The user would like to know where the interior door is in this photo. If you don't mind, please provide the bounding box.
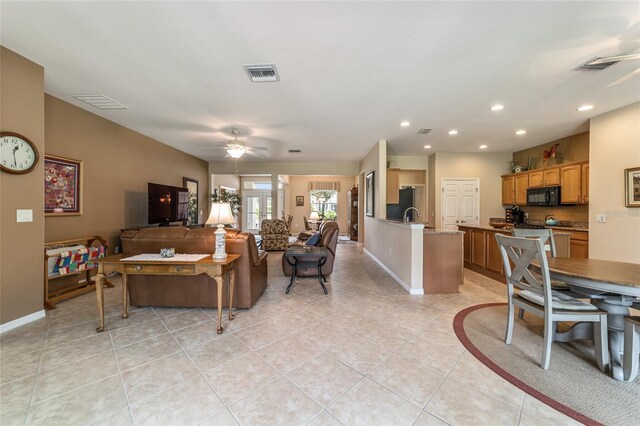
[243,192,272,233]
[441,179,479,230]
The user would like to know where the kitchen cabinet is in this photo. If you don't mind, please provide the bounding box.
[462,227,471,262]
[502,176,515,205]
[581,163,589,203]
[569,231,589,258]
[560,164,582,204]
[470,228,486,268]
[529,171,543,187]
[486,231,507,275]
[386,168,400,204]
[543,168,560,186]
[514,174,529,205]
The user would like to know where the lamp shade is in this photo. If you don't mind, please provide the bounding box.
[309,211,320,221]
[206,202,236,225]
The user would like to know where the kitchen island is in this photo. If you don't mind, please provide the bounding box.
[423,228,464,293]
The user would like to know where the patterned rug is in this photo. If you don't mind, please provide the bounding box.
[454,303,640,426]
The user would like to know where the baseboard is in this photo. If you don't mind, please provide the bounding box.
[364,248,424,295]
[0,309,46,334]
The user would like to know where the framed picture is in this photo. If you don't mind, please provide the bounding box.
[44,155,83,215]
[183,177,199,225]
[366,171,374,217]
[296,196,304,207]
[220,185,236,195]
[625,167,640,207]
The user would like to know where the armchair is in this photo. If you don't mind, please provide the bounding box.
[259,219,290,251]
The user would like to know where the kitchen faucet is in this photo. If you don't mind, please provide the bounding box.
[403,207,420,223]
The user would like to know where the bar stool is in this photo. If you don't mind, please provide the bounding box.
[624,316,639,382]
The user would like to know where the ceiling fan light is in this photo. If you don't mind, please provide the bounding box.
[227,147,246,158]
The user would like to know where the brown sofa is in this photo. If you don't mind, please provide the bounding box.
[120,227,267,309]
[282,221,339,277]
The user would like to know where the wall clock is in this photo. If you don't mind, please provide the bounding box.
[0,132,39,174]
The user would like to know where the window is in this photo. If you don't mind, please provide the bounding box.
[310,190,337,220]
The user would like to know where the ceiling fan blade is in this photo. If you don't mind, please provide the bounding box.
[606,67,640,87]
[590,53,640,65]
[250,146,269,151]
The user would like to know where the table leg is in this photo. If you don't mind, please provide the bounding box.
[215,274,224,334]
[593,298,632,381]
[95,267,106,332]
[121,273,129,319]
[228,266,235,321]
[285,256,297,294]
[317,262,328,295]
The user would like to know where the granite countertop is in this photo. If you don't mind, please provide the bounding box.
[458,223,576,234]
[424,229,464,235]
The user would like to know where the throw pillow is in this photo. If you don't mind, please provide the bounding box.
[305,232,321,246]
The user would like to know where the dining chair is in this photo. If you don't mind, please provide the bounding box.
[495,234,609,371]
[303,216,312,231]
[624,316,639,382]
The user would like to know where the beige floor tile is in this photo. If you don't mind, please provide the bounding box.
[0,332,46,360]
[115,333,181,371]
[287,352,363,407]
[307,410,345,426]
[1,409,28,426]
[325,334,392,374]
[448,352,525,408]
[426,377,521,426]
[0,350,42,385]
[256,334,321,373]
[328,377,421,425]
[198,408,239,425]
[26,375,127,426]
[229,377,322,425]
[121,351,199,403]
[45,320,98,344]
[355,319,415,349]
[106,308,158,330]
[520,395,583,426]
[89,408,134,426]
[368,353,447,407]
[295,322,355,351]
[40,332,113,371]
[131,375,225,425]
[186,333,251,372]
[172,319,222,348]
[32,350,119,404]
[161,308,212,331]
[269,309,319,332]
[232,318,293,350]
[203,352,280,405]
[518,412,554,426]
[395,335,465,373]
[0,374,36,417]
[413,411,450,426]
[109,319,168,348]
[152,306,196,317]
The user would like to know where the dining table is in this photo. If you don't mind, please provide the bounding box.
[536,257,640,381]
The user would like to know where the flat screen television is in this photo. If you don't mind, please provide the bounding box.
[148,182,189,225]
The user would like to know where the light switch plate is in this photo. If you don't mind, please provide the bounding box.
[17,209,33,223]
[596,214,606,223]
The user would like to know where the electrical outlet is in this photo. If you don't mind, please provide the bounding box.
[16,209,33,223]
[524,213,529,219]
[596,214,606,223]
[114,246,121,254]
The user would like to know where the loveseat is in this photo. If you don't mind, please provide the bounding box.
[282,221,339,277]
[120,226,267,308]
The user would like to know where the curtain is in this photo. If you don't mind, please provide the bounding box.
[308,181,340,192]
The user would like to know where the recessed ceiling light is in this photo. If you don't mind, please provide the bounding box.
[448,130,458,135]
[424,145,432,149]
[490,104,504,111]
[400,121,411,127]
[577,105,594,112]
[515,130,526,135]
[479,145,488,149]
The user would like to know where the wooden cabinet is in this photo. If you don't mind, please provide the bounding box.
[569,231,589,258]
[514,174,529,205]
[470,228,486,268]
[462,227,471,262]
[347,186,358,241]
[581,163,589,203]
[560,164,582,204]
[486,231,505,275]
[543,168,560,186]
[502,176,515,205]
[386,168,400,204]
[529,171,543,187]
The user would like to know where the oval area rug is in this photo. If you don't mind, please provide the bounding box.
[454,303,640,426]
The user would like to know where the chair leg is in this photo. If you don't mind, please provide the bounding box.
[505,299,515,345]
[593,317,610,373]
[541,316,553,370]
[624,320,639,382]
[518,308,525,320]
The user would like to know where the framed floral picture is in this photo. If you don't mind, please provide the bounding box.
[44,155,83,215]
[183,177,199,225]
[625,167,640,208]
[296,196,304,206]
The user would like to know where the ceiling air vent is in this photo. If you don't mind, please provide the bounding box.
[288,149,301,153]
[417,128,432,135]
[243,64,280,82]
[72,94,127,110]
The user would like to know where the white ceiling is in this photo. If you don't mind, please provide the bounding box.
[2,1,639,162]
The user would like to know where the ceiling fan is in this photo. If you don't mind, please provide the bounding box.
[574,53,640,87]
[200,129,269,159]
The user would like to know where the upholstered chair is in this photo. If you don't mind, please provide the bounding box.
[259,219,290,251]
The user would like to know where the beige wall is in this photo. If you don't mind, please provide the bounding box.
[388,155,429,170]
[0,48,45,325]
[359,140,387,250]
[589,102,640,263]
[512,132,589,169]
[44,95,210,251]
[287,175,357,235]
[433,152,512,228]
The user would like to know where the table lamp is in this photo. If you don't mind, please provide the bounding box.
[309,211,320,221]
[206,202,235,259]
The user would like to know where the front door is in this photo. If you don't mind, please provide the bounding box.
[441,179,479,230]
[243,191,272,233]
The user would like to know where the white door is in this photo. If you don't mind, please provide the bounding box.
[441,179,479,230]
[243,191,272,233]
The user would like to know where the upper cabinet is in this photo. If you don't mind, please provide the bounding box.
[386,168,400,204]
[501,160,588,205]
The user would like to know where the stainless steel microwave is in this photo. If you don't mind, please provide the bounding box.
[527,186,561,206]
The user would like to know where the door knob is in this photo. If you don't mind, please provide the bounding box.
[456,220,460,223]
[461,220,466,223]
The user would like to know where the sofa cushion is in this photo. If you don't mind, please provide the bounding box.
[305,232,321,246]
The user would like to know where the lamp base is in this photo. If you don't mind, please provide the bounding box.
[214,224,227,260]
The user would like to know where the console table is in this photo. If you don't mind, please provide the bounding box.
[95,253,239,334]
[283,246,328,294]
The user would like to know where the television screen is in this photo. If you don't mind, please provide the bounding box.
[148,182,188,225]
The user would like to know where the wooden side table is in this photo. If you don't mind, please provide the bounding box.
[95,253,239,334]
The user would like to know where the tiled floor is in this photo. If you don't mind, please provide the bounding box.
[0,243,581,425]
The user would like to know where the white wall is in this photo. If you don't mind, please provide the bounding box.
[589,102,640,263]
[388,155,429,170]
[432,152,512,228]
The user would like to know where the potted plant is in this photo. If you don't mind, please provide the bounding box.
[211,189,242,220]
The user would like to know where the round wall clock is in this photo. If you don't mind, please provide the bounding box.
[0,132,39,174]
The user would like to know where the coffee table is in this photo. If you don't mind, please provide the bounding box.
[283,246,329,294]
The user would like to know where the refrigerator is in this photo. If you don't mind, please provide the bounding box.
[386,188,415,221]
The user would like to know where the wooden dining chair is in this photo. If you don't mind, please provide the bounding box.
[495,234,609,371]
[624,316,639,382]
